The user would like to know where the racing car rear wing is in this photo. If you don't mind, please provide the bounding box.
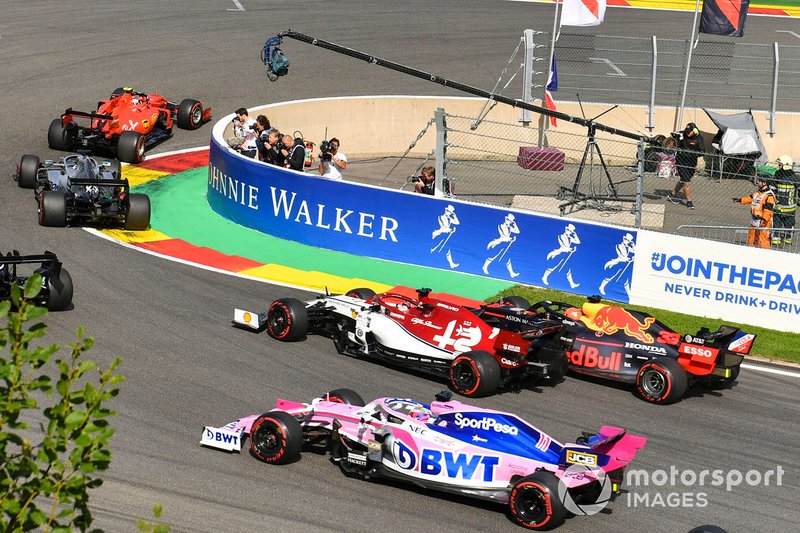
[68,178,129,188]
[62,108,114,122]
[0,251,63,274]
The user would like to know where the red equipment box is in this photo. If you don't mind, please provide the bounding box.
[517,146,565,171]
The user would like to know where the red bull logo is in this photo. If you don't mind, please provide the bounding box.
[585,306,655,344]
[568,344,622,371]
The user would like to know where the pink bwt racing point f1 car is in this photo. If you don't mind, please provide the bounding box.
[201,390,646,530]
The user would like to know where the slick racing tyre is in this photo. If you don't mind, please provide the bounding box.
[41,267,73,311]
[266,298,308,341]
[125,193,151,230]
[117,131,145,164]
[38,191,67,227]
[17,154,40,189]
[345,287,375,300]
[48,119,75,152]
[501,295,531,309]
[635,357,688,404]
[177,98,204,130]
[509,471,567,530]
[450,350,501,398]
[323,388,365,406]
[249,411,302,465]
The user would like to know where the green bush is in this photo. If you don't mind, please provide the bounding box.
[0,274,124,531]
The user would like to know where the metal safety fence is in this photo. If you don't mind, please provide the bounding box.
[432,111,798,253]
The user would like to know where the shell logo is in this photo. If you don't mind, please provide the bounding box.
[243,312,252,324]
[142,119,150,131]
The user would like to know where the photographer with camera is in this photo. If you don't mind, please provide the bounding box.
[412,166,436,195]
[280,135,305,171]
[227,108,258,158]
[318,138,347,181]
[253,115,274,161]
[667,122,705,210]
[259,129,286,167]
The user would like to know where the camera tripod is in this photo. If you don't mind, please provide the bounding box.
[557,123,635,216]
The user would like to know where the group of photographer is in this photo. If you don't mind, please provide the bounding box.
[227,108,305,171]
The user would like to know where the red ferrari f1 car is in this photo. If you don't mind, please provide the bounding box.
[48,87,211,163]
[234,287,568,398]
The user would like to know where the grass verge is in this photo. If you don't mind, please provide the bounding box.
[490,286,800,365]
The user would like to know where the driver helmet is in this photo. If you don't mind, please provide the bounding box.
[409,406,432,422]
[777,155,793,171]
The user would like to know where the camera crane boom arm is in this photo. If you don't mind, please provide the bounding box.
[272,30,653,144]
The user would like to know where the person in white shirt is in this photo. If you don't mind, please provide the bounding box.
[228,108,258,158]
[318,137,347,180]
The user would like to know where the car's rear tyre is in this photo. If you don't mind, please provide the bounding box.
[48,118,74,152]
[345,288,375,300]
[706,365,740,390]
[125,193,151,230]
[509,471,568,530]
[42,268,73,311]
[249,410,302,465]
[18,155,40,189]
[38,191,67,227]
[323,389,365,406]
[450,350,501,398]
[117,131,145,163]
[177,98,204,130]
[266,298,308,341]
[635,357,688,404]
[501,295,531,309]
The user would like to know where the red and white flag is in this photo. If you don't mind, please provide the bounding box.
[561,0,607,27]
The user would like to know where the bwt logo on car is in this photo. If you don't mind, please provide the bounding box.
[205,428,239,446]
[453,413,519,435]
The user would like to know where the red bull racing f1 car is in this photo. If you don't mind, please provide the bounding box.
[525,297,754,404]
[233,287,568,398]
[48,87,211,163]
[201,389,647,530]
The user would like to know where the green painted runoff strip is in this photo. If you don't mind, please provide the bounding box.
[134,168,513,299]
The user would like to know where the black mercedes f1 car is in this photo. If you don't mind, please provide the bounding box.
[16,152,150,229]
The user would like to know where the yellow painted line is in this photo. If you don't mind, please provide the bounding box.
[240,264,393,295]
[100,228,172,243]
[122,166,169,187]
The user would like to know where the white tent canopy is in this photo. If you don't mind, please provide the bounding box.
[703,108,768,165]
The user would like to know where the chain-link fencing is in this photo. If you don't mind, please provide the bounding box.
[435,111,798,254]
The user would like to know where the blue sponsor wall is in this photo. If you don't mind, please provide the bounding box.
[208,138,638,302]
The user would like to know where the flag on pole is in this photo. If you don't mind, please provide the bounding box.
[560,0,607,27]
[700,0,750,38]
[545,55,558,127]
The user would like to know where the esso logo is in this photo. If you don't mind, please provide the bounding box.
[679,344,717,359]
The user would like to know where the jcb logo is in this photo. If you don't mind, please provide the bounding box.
[566,450,598,466]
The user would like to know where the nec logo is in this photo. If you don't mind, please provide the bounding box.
[566,450,598,466]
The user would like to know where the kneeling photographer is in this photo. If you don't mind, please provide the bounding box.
[318,137,347,181]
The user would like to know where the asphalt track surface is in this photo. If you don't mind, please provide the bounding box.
[1,2,799,532]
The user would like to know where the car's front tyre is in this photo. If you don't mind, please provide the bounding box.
[249,411,302,465]
[266,298,309,341]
